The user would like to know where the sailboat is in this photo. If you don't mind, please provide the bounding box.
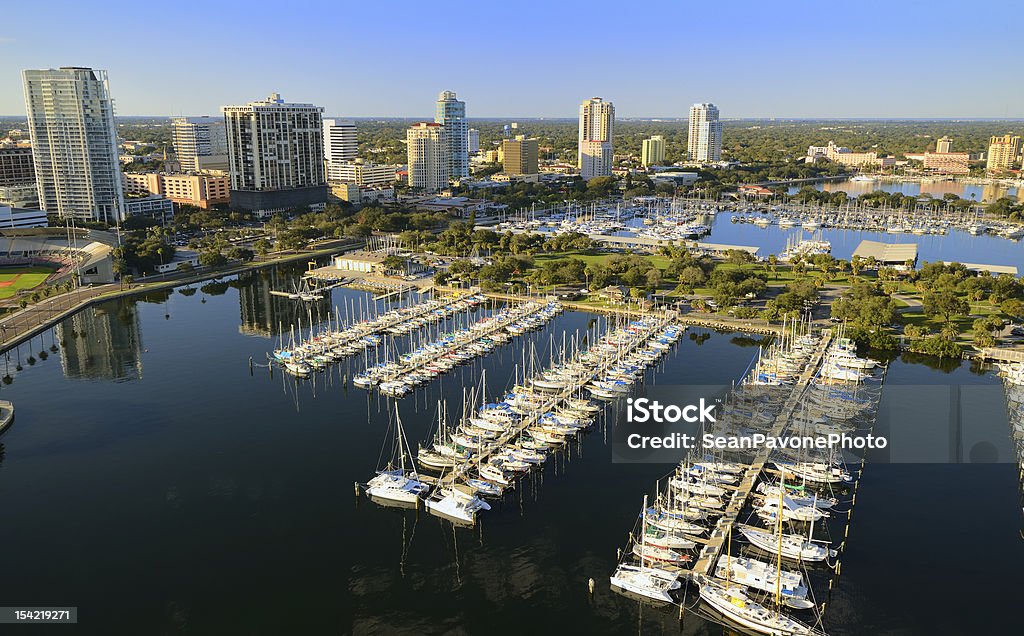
[610,495,682,605]
[364,404,431,506]
[698,481,825,635]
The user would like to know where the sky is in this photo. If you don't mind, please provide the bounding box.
[1,0,1022,119]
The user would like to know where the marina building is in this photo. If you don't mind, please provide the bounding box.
[435,91,469,180]
[171,117,229,172]
[406,123,448,192]
[987,134,1020,173]
[22,67,125,222]
[578,97,615,179]
[222,93,327,215]
[852,240,918,269]
[688,103,722,162]
[323,119,359,181]
[502,136,539,175]
[641,135,666,167]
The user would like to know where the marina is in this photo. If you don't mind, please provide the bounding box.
[611,323,887,635]
[0,266,1020,634]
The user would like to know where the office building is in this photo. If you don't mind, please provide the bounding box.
[435,91,468,180]
[502,136,539,175]
[330,159,400,186]
[323,119,358,181]
[222,93,327,215]
[171,116,228,172]
[22,67,124,222]
[124,194,174,220]
[468,129,480,154]
[936,136,953,153]
[0,147,35,185]
[641,135,666,167]
[578,97,614,179]
[987,134,1021,172]
[122,172,230,209]
[688,103,722,162]
[406,122,448,192]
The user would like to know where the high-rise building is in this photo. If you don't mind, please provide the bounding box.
[323,119,358,181]
[502,136,539,175]
[578,97,614,179]
[406,122,448,192]
[641,135,666,167]
[987,134,1021,172]
[22,67,124,222]
[171,116,228,172]
[935,136,953,153]
[435,91,468,180]
[467,129,480,154]
[688,103,722,162]
[0,147,36,186]
[222,93,327,214]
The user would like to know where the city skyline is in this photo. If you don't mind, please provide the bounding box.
[2,1,1022,119]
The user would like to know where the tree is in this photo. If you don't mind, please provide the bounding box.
[922,289,969,324]
[254,238,271,258]
[198,251,228,268]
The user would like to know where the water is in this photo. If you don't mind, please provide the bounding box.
[0,266,1019,634]
[704,213,1024,271]
[786,178,1021,203]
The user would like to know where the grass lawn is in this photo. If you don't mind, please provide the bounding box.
[531,250,673,271]
[0,266,55,299]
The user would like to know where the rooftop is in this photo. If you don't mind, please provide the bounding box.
[852,240,918,264]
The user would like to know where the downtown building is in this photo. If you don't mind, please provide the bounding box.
[329,159,401,186]
[578,97,614,179]
[171,116,229,172]
[922,136,969,175]
[122,172,231,209]
[641,135,666,167]
[323,119,358,181]
[987,134,1021,173]
[688,103,722,162]
[222,93,327,215]
[435,91,469,180]
[22,67,125,222]
[406,122,448,192]
[502,136,539,175]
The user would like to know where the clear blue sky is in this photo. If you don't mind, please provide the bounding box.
[2,0,1021,119]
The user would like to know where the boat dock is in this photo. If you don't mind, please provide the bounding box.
[690,330,834,577]
[432,312,678,494]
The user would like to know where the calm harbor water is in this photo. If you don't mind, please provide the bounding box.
[704,213,1024,271]
[0,266,1019,634]
[786,178,1021,203]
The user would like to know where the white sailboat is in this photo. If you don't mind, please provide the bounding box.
[365,405,431,506]
[610,495,682,605]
